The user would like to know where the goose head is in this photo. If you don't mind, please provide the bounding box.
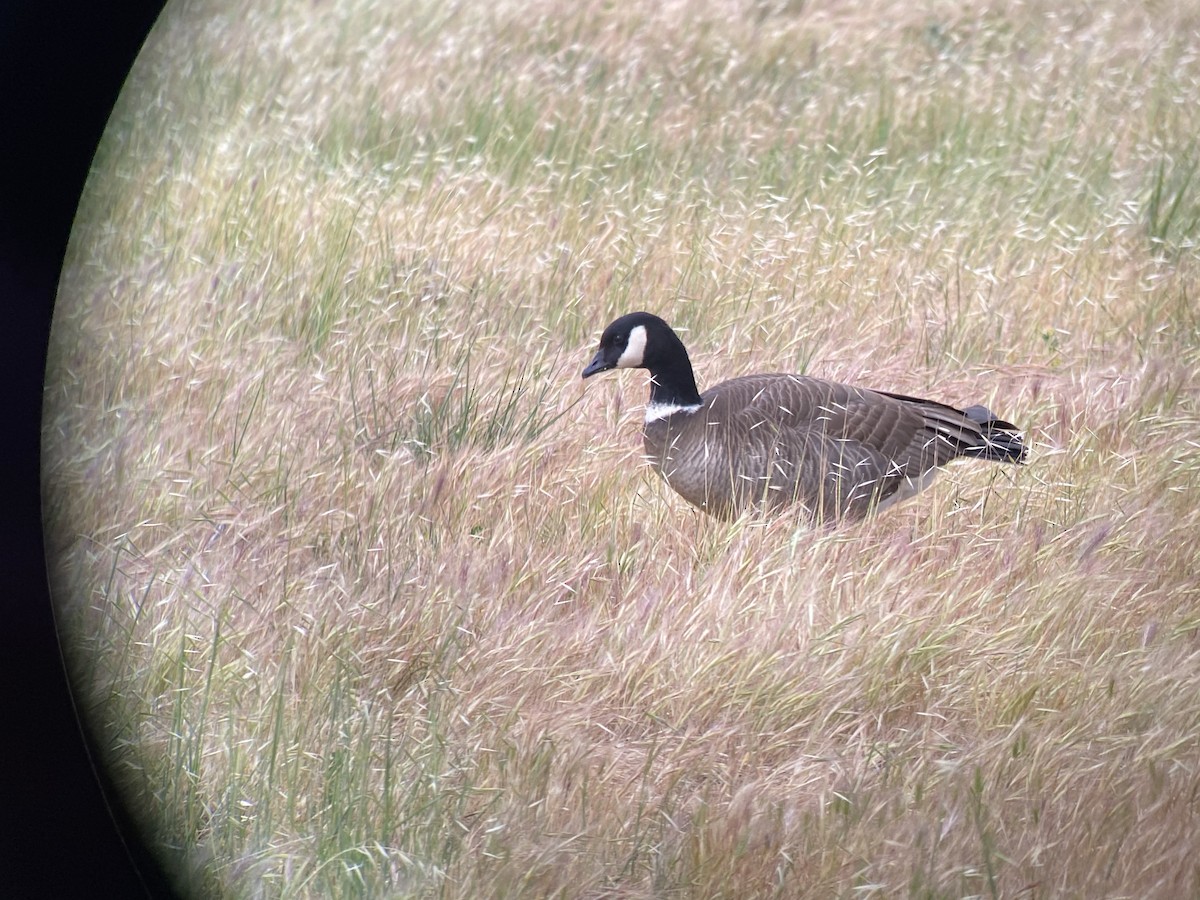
[581,311,668,377]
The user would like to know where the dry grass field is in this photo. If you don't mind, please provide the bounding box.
[43,0,1200,896]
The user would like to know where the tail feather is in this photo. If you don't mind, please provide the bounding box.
[961,404,1027,464]
[878,391,1028,466]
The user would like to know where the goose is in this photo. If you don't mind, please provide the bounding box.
[581,311,1026,522]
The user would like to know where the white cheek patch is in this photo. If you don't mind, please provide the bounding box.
[616,324,647,368]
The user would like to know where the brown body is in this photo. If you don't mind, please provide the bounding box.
[644,373,1009,521]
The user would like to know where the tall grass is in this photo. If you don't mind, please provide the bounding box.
[44,0,1200,896]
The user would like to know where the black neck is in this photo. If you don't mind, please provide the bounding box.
[647,331,703,407]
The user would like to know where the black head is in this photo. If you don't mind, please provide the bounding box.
[581,311,674,378]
